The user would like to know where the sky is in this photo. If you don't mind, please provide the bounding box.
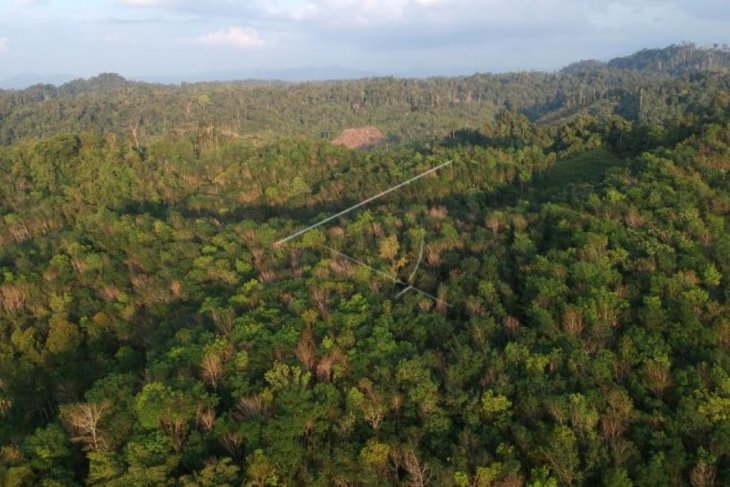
[0,0,728,80]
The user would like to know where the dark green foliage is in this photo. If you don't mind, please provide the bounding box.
[0,51,729,486]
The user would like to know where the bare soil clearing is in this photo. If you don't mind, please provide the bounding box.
[332,126,385,149]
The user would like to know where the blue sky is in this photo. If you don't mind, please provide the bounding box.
[0,0,728,79]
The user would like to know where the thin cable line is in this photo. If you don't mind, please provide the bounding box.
[323,245,450,308]
[323,245,400,284]
[407,234,425,284]
[395,286,413,298]
[398,284,450,307]
[274,160,453,246]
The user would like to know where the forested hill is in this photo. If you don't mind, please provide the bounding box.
[607,43,730,75]
[0,44,730,486]
[0,44,728,146]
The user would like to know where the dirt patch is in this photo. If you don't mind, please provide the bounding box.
[332,126,385,150]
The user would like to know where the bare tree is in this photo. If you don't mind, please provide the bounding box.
[129,115,143,147]
[401,448,431,487]
[690,461,717,487]
[61,401,110,451]
[0,379,13,417]
[161,416,187,452]
[295,330,317,370]
[311,287,329,319]
[563,309,584,336]
[644,359,671,397]
[195,405,216,432]
[220,430,244,462]
[201,351,224,390]
[0,283,29,314]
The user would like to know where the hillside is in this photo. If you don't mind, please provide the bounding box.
[563,43,730,75]
[0,44,729,486]
[0,45,727,146]
[608,43,730,74]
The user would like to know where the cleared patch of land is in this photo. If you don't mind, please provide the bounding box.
[332,126,385,149]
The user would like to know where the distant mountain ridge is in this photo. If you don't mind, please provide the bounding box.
[0,65,482,90]
[136,66,377,85]
[0,67,381,91]
[4,44,727,91]
[0,73,76,90]
[0,67,373,91]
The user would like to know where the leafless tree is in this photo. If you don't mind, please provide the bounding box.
[201,351,224,390]
[295,330,317,370]
[690,461,717,487]
[61,402,110,451]
[195,405,216,432]
[401,448,431,487]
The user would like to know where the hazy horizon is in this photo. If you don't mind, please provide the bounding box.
[1,42,726,90]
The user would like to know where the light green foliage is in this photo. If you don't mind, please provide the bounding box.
[474,464,503,487]
[359,440,391,478]
[702,264,722,287]
[0,54,729,486]
[135,383,195,430]
[301,228,326,248]
[21,424,73,483]
[183,458,240,487]
[288,176,311,199]
[698,377,730,423]
[604,468,634,487]
[86,451,124,485]
[568,394,599,436]
[528,467,559,487]
[379,234,400,260]
[245,450,279,487]
[264,362,311,391]
[45,316,82,355]
[481,390,512,424]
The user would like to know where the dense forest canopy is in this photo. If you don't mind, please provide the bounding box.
[605,43,730,75]
[0,44,729,486]
[0,44,728,147]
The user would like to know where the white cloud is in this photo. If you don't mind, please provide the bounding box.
[120,0,172,7]
[3,0,728,76]
[0,37,9,52]
[195,26,265,49]
[270,0,707,49]
[113,0,730,31]
[276,0,681,28]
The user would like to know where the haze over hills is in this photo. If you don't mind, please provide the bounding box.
[0,66,480,90]
[132,66,378,86]
[3,43,727,91]
[0,73,77,90]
